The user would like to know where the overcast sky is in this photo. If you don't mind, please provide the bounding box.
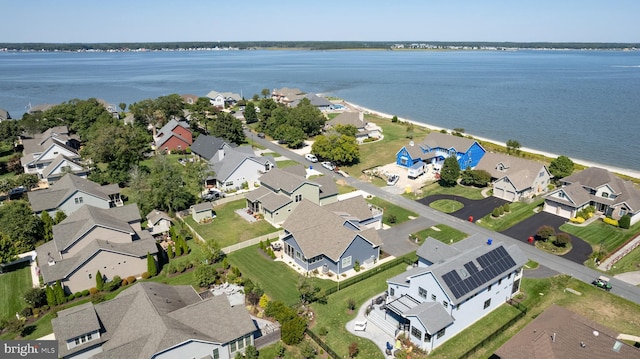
[3,0,639,43]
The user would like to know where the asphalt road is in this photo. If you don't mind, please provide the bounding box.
[246,130,640,305]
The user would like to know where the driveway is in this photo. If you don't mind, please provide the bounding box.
[378,217,437,257]
[417,194,508,221]
[500,212,592,265]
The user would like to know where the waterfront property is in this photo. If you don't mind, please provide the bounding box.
[379,234,526,353]
[35,204,158,293]
[280,198,382,275]
[52,282,257,359]
[27,173,123,216]
[395,131,486,172]
[543,167,640,225]
[206,90,241,109]
[325,111,382,143]
[475,152,551,202]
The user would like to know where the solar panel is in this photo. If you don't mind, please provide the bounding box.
[442,245,518,299]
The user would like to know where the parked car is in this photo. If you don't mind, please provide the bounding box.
[321,161,335,171]
[386,174,399,186]
[202,189,225,201]
[257,132,265,139]
[305,153,318,163]
[592,276,612,291]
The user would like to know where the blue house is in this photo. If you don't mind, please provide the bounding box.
[280,198,382,275]
[396,132,486,170]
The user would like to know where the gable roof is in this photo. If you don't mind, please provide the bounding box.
[494,304,639,359]
[327,112,365,129]
[40,154,86,178]
[190,135,228,161]
[155,119,191,147]
[404,301,455,333]
[27,173,120,213]
[259,167,319,194]
[421,131,479,153]
[209,146,275,182]
[290,93,333,108]
[146,209,171,225]
[282,200,381,261]
[476,152,549,191]
[192,202,212,213]
[323,195,374,222]
[53,282,255,359]
[312,175,339,200]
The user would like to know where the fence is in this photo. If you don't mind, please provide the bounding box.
[603,233,640,270]
[459,301,528,359]
[305,329,340,359]
[221,231,285,254]
[254,324,281,349]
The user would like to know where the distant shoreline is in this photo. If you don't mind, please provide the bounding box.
[342,101,640,180]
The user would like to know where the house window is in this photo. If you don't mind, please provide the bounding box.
[411,326,422,340]
[389,288,395,297]
[225,181,233,186]
[342,256,352,268]
[488,284,492,291]
[436,327,446,339]
[295,194,303,202]
[498,278,502,285]
[87,333,92,340]
[212,348,219,359]
[418,287,427,299]
[75,338,80,345]
[88,273,92,279]
[230,341,237,353]
[431,294,436,301]
[296,251,301,259]
[539,171,545,177]
[442,301,448,308]
[602,192,609,198]
[74,197,83,204]
[424,332,432,342]
[400,157,408,166]
[238,337,245,350]
[484,299,491,309]
[620,208,627,216]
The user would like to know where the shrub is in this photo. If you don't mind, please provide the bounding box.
[317,326,329,336]
[391,115,398,123]
[347,298,356,311]
[536,225,555,241]
[167,244,175,258]
[619,214,631,229]
[141,271,151,279]
[570,217,585,223]
[492,208,500,217]
[23,287,47,308]
[281,316,307,345]
[74,292,83,299]
[127,276,136,284]
[96,270,104,291]
[554,232,571,247]
[259,293,270,308]
[386,214,397,224]
[121,279,128,286]
[195,265,218,288]
[89,287,99,295]
[82,289,90,296]
[603,217,619,227]
[353,261,361,272]
[498,206,505,216]
[349,342,359,358]
[20,307,33,318]
[300,340,317,359]
[503,203,510,212]
[104,276,122,291]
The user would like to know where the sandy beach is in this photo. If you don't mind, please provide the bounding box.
[343,101,640,180]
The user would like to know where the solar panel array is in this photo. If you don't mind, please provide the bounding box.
[441,246,516,299]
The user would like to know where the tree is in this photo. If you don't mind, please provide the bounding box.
[147,252,157,276]
[619,214,631,229]
[23,288,47,308]
[506,139,521,154]
[391,115,398,123]
[549,155,574,179]
[0,200,44,253]
[45,285,56,306]
[460,168,491,187]
[54,280,66,304]
[119,103,127,112]
[53,210,67,224]
[244,102,258,124]
[0,232,17,264]
[300,340,317,359]
[554,232,571,247]
[244,345,259,359]
[194,265,218,288]
[297,277,320,304]
[96,270,104,291]
[210,112,245,144]
[311,133,359,165]
[536,225,555,241]
[41,211,54,242]
[281,316,307,345]
[273,124,306,148]
[439,156,460,187]
[0,120,21,146]
[146,154,195,214]
[261,88,271,98]
[167,244,175,259]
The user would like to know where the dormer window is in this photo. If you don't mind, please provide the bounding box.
[602,192,609,198]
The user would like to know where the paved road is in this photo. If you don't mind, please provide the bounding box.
[246,131,640,305]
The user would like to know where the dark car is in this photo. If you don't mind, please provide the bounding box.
[257,132,265,139]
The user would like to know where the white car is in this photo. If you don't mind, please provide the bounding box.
[321,161,335,171]
[387,174,399,186]
[305,153,318,162]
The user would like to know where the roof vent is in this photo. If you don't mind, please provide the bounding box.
[593,330,599,337]
[409,141,414,147]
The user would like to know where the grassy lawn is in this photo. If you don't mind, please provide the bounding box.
[336,182,357,195]
[429,199,463,213]
[310,263,408,359]
[524,259,539,269]
[607,246,640,275]
[476,199,544,232]
[343,115,430,178]
[0,262,33,320]
[366,197,418,226]
[411,224,468,245]
[183,199,279,248]
[276,159,302,168]
[560,220,640,258]
[419,182,485,200]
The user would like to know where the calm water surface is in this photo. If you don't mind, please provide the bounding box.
[1,50,639,171]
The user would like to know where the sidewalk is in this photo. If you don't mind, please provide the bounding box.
[598,232,640,271]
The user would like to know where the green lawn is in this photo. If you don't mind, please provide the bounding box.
[366,197,418,226]
[419,182,485,200]
[343,115,430,177]
[183,199,279,248]
[276,159,302,168]
[560,220,640,256]
[429,199,463,213]
[0,262,33,320]
[607,246,640,275]
[411,224,468,245]
[310,263,408,359]
[476,199,544,232]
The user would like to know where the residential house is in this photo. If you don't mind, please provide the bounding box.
[190,134,231,162]
[322,195,384,230]
[20,126,85,183]
[281,199,382,275]
[146,209,172,236]
[154,118,192,153]
[290,93,333,111]
[191,202,214,222]
[543,167,640,224]
[27,103,55,114]
[396,132,486,171]
[51,282,257,359]
[380,234,526,353]
[0,108,10,121]
[27,173,123,216]
[97,99,119,119]
[494,304,639,358]
[271,87,304,105]
[325,111,382,143]
[245,166,338,226]
[475,152,551,202]
[206,90,241,109]
[208,146,276,191]
[35,204,158,293]
[181,94,199,106]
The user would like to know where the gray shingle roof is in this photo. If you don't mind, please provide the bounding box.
[154,119,191,148]
[561,167,640,212]
[327,112,365,129]
[259,167,319,194]
[312,175,339,200]
[27,173,120,213]
[53,282,256,359]
[290,93,333,108]
[209,146,275,182]
[190,135,227,161]
[52,302,101,341]
[146,209,171,226]
[323,196,374,222]
[421,131,479,153]
[404,301,454,333]
[475,152,549,191]
[416,237,461,264]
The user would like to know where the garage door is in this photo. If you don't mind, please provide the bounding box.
[494,188,504,199]
[505,191,516,202]
[544,202,572,218]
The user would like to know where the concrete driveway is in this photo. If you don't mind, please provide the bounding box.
[500,212,592,265]
[417,194,508,221]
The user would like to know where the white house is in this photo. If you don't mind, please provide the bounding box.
[381,234,527,353]
[20,126,85,183]
[208,146,276,191]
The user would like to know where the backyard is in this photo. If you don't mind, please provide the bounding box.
[0,261,32,320]
[183,198,279,248]
[415,182,485,200]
